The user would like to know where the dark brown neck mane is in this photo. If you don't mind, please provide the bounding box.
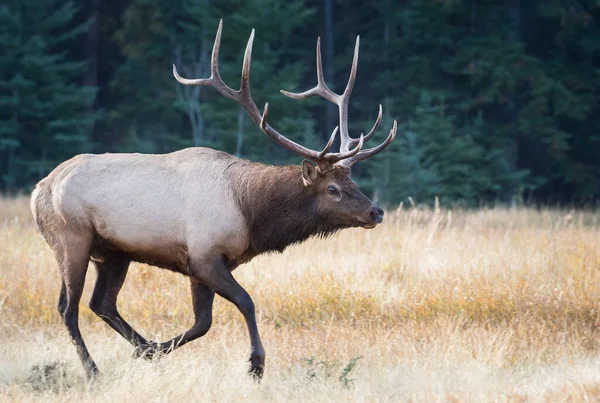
[232,162,346,254]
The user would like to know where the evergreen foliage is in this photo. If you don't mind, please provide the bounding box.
[0,0,598,205]
[0,1,96,191]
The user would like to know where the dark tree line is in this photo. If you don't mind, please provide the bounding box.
[1,0,599,206]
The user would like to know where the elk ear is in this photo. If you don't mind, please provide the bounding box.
[302,160,320,187]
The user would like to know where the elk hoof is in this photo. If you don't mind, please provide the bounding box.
[133,342,165,360]
[248,354,265,380]
[85,362,101,379]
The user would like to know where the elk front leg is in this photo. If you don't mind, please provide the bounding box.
[134,280,215,359]
[192,256,266,378]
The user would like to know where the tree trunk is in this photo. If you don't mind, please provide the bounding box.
[173,0,211,147]
[84,0,101,141]
[173,37,208,146]
[235,108,245,157]
[6,87,19,192]
[38,148,47,181]
[372,12,392,202]
[324,0,335,136]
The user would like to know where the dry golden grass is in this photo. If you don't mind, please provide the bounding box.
[0,196,599,401]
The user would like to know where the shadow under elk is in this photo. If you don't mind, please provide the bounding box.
[30,20,397,378]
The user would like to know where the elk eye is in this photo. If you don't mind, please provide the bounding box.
[327,186,338,195]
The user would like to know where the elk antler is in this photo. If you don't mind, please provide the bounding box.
[280,37,397,167]
[173,20,365,168]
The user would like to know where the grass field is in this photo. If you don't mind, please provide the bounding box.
[0,196,599,402]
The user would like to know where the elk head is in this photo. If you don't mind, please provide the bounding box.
[173,20,396,229]
[299,161,384,229]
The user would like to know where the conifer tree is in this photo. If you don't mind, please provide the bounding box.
[0,1,96,191]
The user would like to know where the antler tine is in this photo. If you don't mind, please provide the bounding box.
[173,20,221,85]
[315,37,327,89]
[211,19,223,79]
[340,120,397,167]
[280,37,338,104]
[318,126,339,159]
[338,35,360,153]
[260,103,327,161]
[240,29,255,96]
[349,104,382,146]
[260,102,365,165]
[173,19,238,100]
[343,36,360,97]
[329,134,364,163]
[173,64,211,86]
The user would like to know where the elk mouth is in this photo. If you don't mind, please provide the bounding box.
[355,218,378,229]
[356,206,384,229]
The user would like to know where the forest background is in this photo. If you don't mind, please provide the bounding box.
[1,0,599,206]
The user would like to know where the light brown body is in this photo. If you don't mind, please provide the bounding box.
[32,148,250,275]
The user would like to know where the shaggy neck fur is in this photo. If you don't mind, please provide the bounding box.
[232,162,346,254]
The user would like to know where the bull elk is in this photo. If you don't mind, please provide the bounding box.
[30,20,396,378]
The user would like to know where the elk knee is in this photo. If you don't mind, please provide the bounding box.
[89,295,102,315]
[57,297,67,317]
[194,314,213,337]
[62,307,78,328]
[236,294,255,318]
[89,296,115,317]
[57,283,67,316]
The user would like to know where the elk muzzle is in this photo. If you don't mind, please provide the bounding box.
[359,205,384,229]
[370,205,384,224]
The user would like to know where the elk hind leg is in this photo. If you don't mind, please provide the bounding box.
[57,280,67,317]
[89,252,149,348]
[56,232,98,377]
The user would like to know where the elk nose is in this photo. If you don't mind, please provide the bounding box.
[370,206,384,223]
